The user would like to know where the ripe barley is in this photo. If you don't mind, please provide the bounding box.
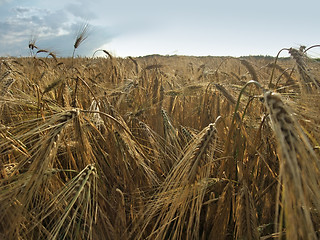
[0,78,15,96]
[214,83,236,105]
[240,59,259,82]
[289,47,320,92]
[263,91,320,240]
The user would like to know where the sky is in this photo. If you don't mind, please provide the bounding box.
[0,0,320,58]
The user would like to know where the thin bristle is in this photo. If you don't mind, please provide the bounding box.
[74,23,90,49]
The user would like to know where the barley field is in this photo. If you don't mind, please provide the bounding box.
[0,45,320,239]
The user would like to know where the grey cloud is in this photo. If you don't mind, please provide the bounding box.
[14,6,30,14]
[0,5,115,57]
[65,3,97,20]
[0,0,12,6]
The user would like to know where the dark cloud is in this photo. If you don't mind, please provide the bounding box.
[0,5,115,57]
[14,6,31,14]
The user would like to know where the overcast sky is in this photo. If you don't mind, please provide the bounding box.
[1,0,320,57]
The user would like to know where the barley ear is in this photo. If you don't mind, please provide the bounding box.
[240,59,259,82]
[209,182,234,240]
[72,23,90,58]
[289,47,320,92]
[235,183,260,240]
[263,91,319,240]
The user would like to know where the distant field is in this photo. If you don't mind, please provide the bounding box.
[0,49,320,239]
